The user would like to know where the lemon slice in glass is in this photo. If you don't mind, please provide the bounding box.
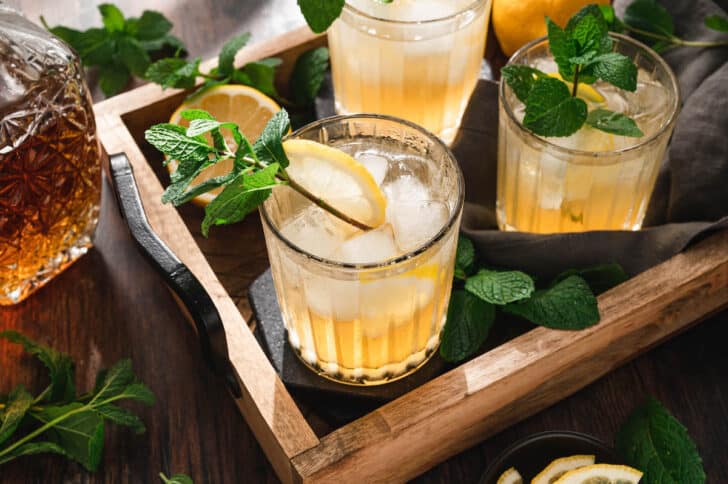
[547,73,606,104]
[554,464,643,484]
[282,139,387,229]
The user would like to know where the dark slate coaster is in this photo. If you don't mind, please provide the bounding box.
[249,269,449,403]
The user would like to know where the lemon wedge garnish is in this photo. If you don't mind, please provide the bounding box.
[532,455,595,484]
[553,464,643,484]
[167,84,282,206]
[497,467,524,484]
[282,139,387,229]
[548,73,606,104]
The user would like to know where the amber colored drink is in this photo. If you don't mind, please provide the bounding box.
[261,115,463,385]
[328,0,492,144]
[0,10,101,305]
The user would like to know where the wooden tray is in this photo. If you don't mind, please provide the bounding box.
[94,27,728,483]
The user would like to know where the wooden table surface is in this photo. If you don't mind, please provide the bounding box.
[2,1,727,483]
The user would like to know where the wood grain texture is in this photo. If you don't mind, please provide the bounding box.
[2,1,728,483]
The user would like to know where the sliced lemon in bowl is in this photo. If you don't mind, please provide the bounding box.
[532,454,595,484]
[497,467,524,484]
[553,464,643,484]
[282,139,388,229]
[167,84,282,206]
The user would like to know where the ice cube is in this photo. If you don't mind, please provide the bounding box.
[280,207,353,259]
[334,224,399,264]
[357,152,388,186]
[382,175,430,202]
[387,201,449,252]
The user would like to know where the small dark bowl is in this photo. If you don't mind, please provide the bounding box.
[480,431,621,484]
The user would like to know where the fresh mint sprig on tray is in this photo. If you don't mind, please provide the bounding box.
[0,331,154,470]
[42,4,186,97]
[617,398,706,483]
[440,236,627,363]
[297,0,393,34]
[145,109,372,236]
[501,5,643,139]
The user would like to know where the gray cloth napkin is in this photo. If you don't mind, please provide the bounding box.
[455,0,728,278]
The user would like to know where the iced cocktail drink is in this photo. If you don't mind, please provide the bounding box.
[261,115,463,385]
[497,34,680,233]
[328,0,491,144]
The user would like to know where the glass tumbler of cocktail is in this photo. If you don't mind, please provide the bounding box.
[328,0,492,144]
[261,115,464,385]
[497,34,680,233]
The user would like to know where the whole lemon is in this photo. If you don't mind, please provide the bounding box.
[492,0,612,57]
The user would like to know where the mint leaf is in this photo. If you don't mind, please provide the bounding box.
[160,473,195,484]
[455,236,475,279]
[586,109,643,137]
[504,275,600,330]
[523,77,587,137]
[145,124,213,162]
[202,163,280,236]
[253,110,291,167]
[117,37,151,77]
[99,4,125,32]
[624,0,674,38]
[145,58,201,89]
[617,398,706,484]
[705,15,728,32]
[0,442,69,466]
[553,263,628,295]
[567,6,610,56]
[99,63,131,97]
[94,404,145,434]
[588,53,638,92]
[547,18,578,80]
[0,387,33,445]
[298,0,345,33]
[440,290,495,363]
[598,5,624,32]
[32,404,105,471]
[500,65,549,103]
[291,47,330,106]
[232,58,281,98]
[133,10,173,40]
[465,269,535,305]
[218,32,251,77]
[0,331,75,402]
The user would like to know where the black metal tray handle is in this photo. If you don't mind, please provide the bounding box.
[108,153,241,398]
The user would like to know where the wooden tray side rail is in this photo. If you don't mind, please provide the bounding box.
[92,26,728,484]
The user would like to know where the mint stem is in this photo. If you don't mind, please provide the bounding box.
[572,65,581,98]
[622,24,728,48]
[277,169,373,231]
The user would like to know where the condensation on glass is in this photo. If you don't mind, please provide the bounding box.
[0,6,101,305]
[497,34,680,234]
[261,115,464,385]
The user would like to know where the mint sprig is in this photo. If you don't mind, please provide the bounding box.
[601,1,728,51]
[441,236,621,363]
[42,5,186,97]
[145,109,373,236]
[617,398,706,483]
[0,331,154,470]
[502,5,642,139]
[160,473,194,484]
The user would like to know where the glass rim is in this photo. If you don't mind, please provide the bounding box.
[500,32,682,159]
[260,113,465,271]
[341,0,486,27]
